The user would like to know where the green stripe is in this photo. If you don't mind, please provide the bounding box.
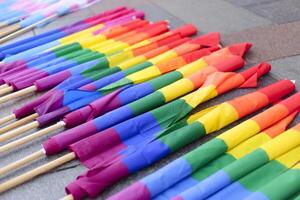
[129,91,166,116]
[184,138,228,172]
[151,99,192,129]
[159,122,206,152]
[292,193,300,200]
[62,49,92,60]
[192,154,235,181]
[81,57,110,79]
[53,43,82,57]
[257,169,300,200]
[149,71,183,90]
[122,61,153,76]
[224,148,269,181]
[100,78,132,92]
[74,52,104,64]
[89,67,121,81]
[239,160,287,192]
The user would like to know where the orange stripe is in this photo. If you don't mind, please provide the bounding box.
[228,92,269,118]
[252,104,290,130]
[188,66,218,88]
[173,43,201,55]
[156,57,187,73]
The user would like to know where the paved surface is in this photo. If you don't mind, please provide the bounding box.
[1,0,300,199]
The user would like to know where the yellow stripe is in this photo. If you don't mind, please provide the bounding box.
[89,39,117,51]
[218,119,261,150]
[181,85,217,108]
[198,102,239,134]
[177,58,208,77]
[228,133,271,159]
[107,51,134,67]
[60,24,104,44]
[118,55,147,70]
[275,145,300,168]
[102,43,130,55]
[125,39,151,50]
[187,105,219,124]
[96,41,129,53]
[127,66,161,84]
[148,50,178,64]
[261,129,300,160]
[80,35,107,49]
[159,78,195,102]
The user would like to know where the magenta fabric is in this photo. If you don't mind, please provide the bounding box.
[69,127,125,167]
[66,162,130,200]
[35,70,72,92]
[42,122,98,155]
[0,60,27,74]
[63,88,123,128]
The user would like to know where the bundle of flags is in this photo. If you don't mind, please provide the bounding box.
[0,5,299,200]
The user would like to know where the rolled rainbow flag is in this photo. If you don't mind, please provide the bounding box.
[109,90,300,200]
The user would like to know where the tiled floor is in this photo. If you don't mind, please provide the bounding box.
[1,0,300,199]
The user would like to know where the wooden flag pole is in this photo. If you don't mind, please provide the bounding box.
[0,84,9,90]
[0,86,13,96]
[0,85,37,104]
[0,24,22,39]
[0,121,39,142]
[0,152,76,192]
[60,194,74,200]
[0,15,57,44]
[0,122,66,153]
[0,149,45,176]
[0,113,39,134]
[0,114,16,126]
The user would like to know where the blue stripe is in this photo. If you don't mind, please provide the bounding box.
[181,170,232,200]
[94,106,135,131]
[142,158,193,197]
[118,82,155,105]
[123,140,171,173]
[115,112,162,142]
[207,182,253,200]
[154,177,199,200]
[91,71,126,90]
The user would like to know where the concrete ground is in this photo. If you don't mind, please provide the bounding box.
[1,0,300,199]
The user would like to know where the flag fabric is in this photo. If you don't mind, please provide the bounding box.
[41,43,250,155]
[243,163,300,200]
[108,91,300,200]
[207,145,300,200]
[12,33,219,120]
[172,126,300,200]
[153,112,298,199]
[65,80,293,199]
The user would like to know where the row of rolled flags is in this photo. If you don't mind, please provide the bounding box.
[0,0,101,43]
[0,5,299,200]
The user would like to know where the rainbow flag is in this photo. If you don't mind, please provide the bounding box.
[108,91,300,200]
